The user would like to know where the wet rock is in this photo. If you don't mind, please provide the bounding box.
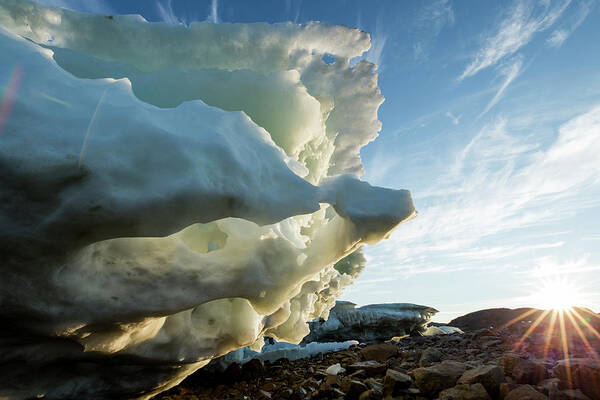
[360,343,398,362]
[504,384,549,400]
[499,382,520,399]
[458,364,505,396]
[419,347,443,367]
[413,360,467,396]
[438,383,492,400]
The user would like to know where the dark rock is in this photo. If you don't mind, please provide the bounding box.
[348,361,387,377]
[419,347,443,367]
[504,384,548,400]
[413,360,467,396]
[383,368,412,395]
[458,364,505,396]
[360,343,398,362]
[552,358,600,400]
[438,383,492,400]
[549,388,592,400]
[343,379,369,400]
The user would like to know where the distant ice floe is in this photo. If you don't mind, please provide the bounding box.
[304,301,438,343]
[0,1,415,398]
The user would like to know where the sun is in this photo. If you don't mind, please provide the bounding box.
[531,278,582,311]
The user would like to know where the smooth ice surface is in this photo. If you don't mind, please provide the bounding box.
[0,1,415,399]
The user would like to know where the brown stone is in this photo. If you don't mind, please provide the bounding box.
[343,379,369,400]
[513,359,548,384]
[360,343,399,362]
[549,388,592,400]
[504,384,548,400]
[383,368,412,395]
[552,358,600,400]
[458,364,506,396]
[413,360,467,397]
[348,361,387,377]
[438,383,492,400]
[419,347,443,367]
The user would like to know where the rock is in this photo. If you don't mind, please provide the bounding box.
[348,361,387,377]
[419,347,443,367]
[358,389,375,400]
[242,358,265,378]
[325,363,346,376]
[549,388,592,400]
[458,364,506,396]
[499,383,520,399]
[360,343,399,361]
[538,378,560,394]
[413,360,467,396]
[501,354,523,377]
[504,384,549,400]
[502,354,547,384]
[513,359,548,384]
[552,358,600,400]
[438,383,492,400]
[383,368,412,395]
[343,379,369,400]
[258,389,272,399]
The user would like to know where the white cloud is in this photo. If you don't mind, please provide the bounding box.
[547,0,593,48]
[413,0,455,61]
[479,56,523,117]
[207,0,219,24]
[369,104,600,277]
[32,0,112,14]
[156,0,182,24]
[459,0,571,80]
[445,111,461,125]
[547,29,569,47]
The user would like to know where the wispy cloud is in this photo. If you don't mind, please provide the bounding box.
[547,0,593,48]
[459,0,571,80]
[207,0,219,23]
[479,56,523,117]
[413,0,455,61]
[362,12,386,70]
[445,111,461,125]
[32,0,112,14]
[370,103,600,277]
[156,0,183,24]
[285,0,303,23]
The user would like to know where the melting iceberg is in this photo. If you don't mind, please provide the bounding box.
[304,301,438,343]
[0,1,416,399]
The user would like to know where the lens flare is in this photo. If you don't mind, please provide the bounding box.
[0,65,24,134]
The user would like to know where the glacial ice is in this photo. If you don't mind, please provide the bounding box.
[0,1,416,399]
[304,301,438,343]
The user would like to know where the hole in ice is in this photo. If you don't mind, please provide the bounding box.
[322,53,335,64]
[179,222,228,254]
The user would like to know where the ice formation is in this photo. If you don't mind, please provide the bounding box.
[304,301,438,343]
[211,340,359,370]
[0,1,416,399]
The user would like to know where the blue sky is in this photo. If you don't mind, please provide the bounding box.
[35,0,600,322]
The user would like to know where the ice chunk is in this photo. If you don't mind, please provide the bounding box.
[304,301,438,343]
[0,1,415,399]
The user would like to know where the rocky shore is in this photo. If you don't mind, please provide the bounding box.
[153,322,599,400]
